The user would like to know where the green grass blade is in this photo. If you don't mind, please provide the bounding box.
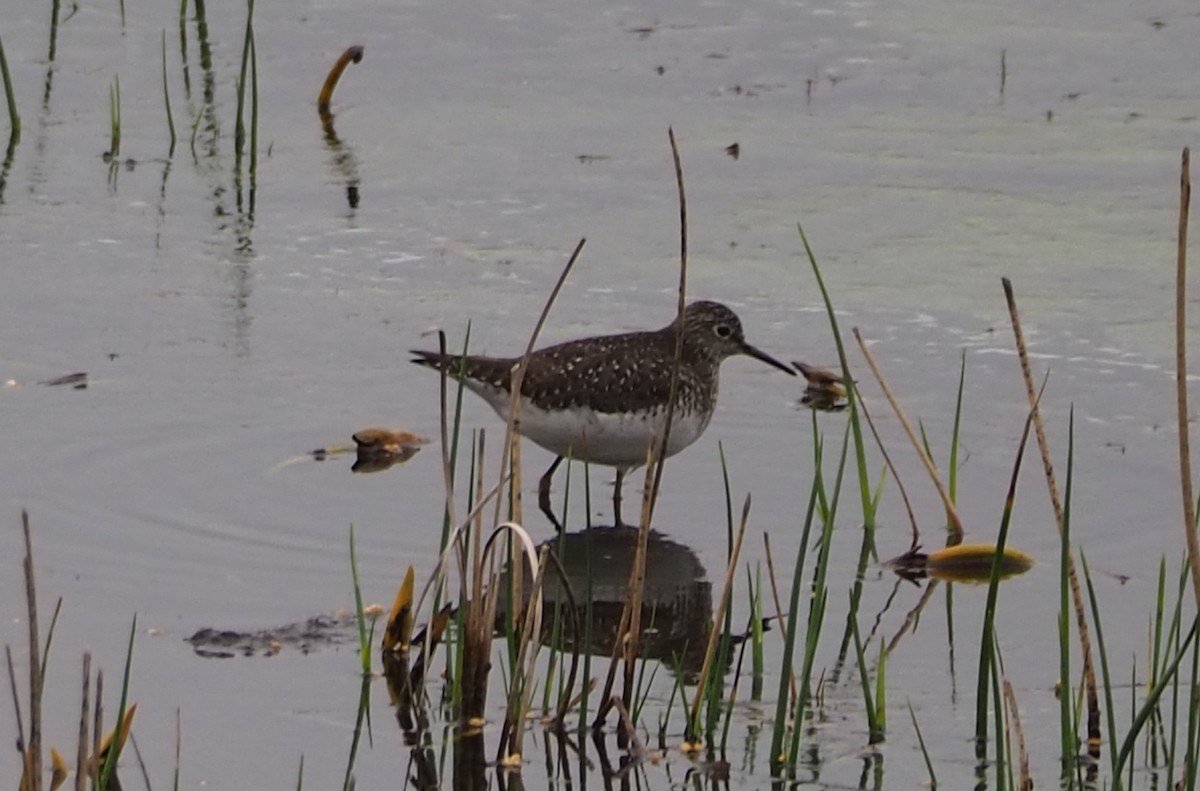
[349,524,370,675]
[1080,550,1119,785]
[796,223,874,527]
[1060,406,1075,782]
[907,699,937,788]
[98,614,137,790]
[769,470,822,766]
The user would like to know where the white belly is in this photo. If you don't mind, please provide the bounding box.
[511,402,711,469]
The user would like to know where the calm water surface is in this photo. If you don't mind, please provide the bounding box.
[1,0,1197,786]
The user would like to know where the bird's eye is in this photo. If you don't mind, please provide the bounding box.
[714,324,733,339]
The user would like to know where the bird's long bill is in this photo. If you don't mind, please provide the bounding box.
[740,342,797,375]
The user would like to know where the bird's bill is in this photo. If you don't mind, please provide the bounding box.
[741,343,797,375]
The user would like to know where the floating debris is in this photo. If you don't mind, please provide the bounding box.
[724,142,740,160]
[793,361,847,411]
[278,427,430,473]
[187,613,362,658]
[886,543,1035,584]
[38,371,88,389]
[351,427,429,456]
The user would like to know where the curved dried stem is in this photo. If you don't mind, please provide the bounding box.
[317,45,364,113]
[851,329,965,541]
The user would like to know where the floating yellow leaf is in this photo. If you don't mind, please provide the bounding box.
[926,543,1034,583]
[885,543,1034,584]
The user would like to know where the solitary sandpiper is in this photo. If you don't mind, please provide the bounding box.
[411,300,795,525]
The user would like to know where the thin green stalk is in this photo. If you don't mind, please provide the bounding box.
[578,465,593,725]
[1080,551,1119,784]
[849,605,877,743]
[161,31,176,156]
[1184,625,1200,791]
[874,637,886,741]
[341,676,371,791]
[189,110,202,162]
[769,471,822,766]
[48,0,62,63]
[1129,662,1137,790]
[98,615,138,790]
[750,563,764,701]
[248,24,258,198]
[948,349,966,505]
[1166,559,1190,790]
[349,524,370,675]
[798,223,873,526]
[0,32,19,144]
[108,76,121,158]
[786,431,844,763]
[1111,607,1200,782]
[907,699,937,789]
[233,0,255,161]
[989,643,1005,791]
[1059,407,1076,782]
[974,387,1039,752]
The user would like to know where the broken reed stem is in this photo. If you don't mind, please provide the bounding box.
[436,331,458,537]
[494,237,586,529]
[609,696,648,757]
[6,645,31,790]
[850,329,966,541]
[762,534,798,708]
[622,460,654,713]
[500,543,550,761]
[317,45,364,113]
[594,445,656,728]
[1000,276,1101,755]
[646,126,689,528]
[1002,678,1033,791]
[22,510,43,791]
[1175,148,1199,606]
[91,671,103,789]
[75,653,90,791]
[853,385,921,549]
[605,128,690,719]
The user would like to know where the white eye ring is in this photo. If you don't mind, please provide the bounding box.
[714,324,733,339]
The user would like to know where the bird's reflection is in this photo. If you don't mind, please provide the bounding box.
[510,526,714,681]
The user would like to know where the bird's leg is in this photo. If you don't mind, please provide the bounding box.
[613,468,626,527]
[538,456,565,527]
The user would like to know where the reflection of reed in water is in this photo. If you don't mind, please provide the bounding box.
[512,526,714,681]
